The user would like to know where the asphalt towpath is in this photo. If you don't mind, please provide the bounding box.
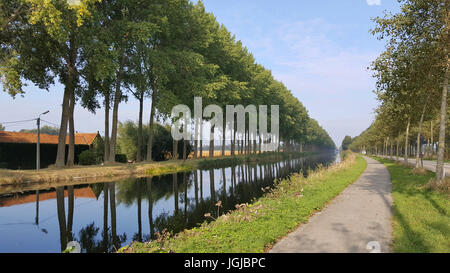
[270,156,393,253]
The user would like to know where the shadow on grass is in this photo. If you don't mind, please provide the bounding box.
[392,204,430,253]
[371,156,449,252]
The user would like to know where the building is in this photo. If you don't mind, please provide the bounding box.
[0,131,102,169]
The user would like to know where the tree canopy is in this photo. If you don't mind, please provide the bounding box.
[1,0,335,166]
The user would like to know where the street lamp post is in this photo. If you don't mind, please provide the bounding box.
[36,110,49,171]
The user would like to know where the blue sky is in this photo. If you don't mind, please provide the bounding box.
[0,0,400,146]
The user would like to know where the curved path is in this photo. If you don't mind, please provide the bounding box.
[270,156,393,253]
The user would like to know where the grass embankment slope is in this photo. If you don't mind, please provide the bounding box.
[119,152,367,253]
[374,157,450,253]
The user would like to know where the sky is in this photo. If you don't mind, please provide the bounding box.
[0,0,400,147]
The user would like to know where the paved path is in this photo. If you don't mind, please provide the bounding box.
[381,156,450,176]
[270,156,393,253]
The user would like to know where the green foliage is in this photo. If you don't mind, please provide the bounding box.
[0,124,4,131]
[91,135,104,161]
[305,119,336,150]
[79,150,97,165]
[115,154,127,163]
[20,125,59,135]
[117,121,191,161]
[341,136,353,150]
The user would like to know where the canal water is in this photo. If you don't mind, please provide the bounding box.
[0,153,337,253]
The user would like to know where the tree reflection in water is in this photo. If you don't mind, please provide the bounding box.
[3,154,335,253]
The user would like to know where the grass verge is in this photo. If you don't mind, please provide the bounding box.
[118,152,367,253]
[373,157,450,253]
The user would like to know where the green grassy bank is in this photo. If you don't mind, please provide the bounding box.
[146,152,312,176]
[373,157,450,253]
[119,152,367,253]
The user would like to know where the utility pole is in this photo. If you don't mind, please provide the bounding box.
[36,117,40,170]
[36,110,49,171]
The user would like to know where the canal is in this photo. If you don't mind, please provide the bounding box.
[0,153,338,253]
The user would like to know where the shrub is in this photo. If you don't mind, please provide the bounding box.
[79,150,97,166]
[115,154,128,163]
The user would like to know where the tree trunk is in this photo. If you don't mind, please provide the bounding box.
[146,88,158,161]
[247,131,251,154]
[173,140,178,160]
[415,104,427,168]
[104,93,110,163]
[231,118,237,156]
[183,140,187,160]
[436,57,449,182]
[431,120,434,156]
[390,140,393,160]
[109,53,125,162]
[66,88,75,167]
[221,122,226,157]
[55,75,72,167]
[396,138,400,161]
[194,118,198,159]
[259,135,262,154]
[136,92,144,162]
[55,40,77,167]
[209,124,214,158]
[194,139,198,159]
[404,117,411,165]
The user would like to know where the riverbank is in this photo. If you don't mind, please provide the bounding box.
[373,157,450,253]
[0,152,314,193]
[118,151,367,253]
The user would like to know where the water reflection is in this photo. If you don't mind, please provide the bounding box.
[0,153,335,253]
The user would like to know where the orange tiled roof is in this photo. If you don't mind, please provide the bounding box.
[0,131,100,145]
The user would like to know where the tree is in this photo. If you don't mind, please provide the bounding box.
[0,124,4,131]
[117,120,190,161]
[371,0,450,181]
[20,125,59,135]
[341,136,353,150]
[1,0,102,167]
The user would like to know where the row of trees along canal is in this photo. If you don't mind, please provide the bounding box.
[1,0,335,167]
[348,0,450,184]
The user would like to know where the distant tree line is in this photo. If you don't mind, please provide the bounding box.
[341,136,352,151]
[349,0,450,184]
